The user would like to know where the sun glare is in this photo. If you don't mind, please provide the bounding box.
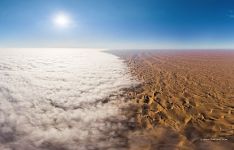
[53,13,71,28]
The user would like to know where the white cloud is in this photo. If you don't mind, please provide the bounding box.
[0,48,137,150]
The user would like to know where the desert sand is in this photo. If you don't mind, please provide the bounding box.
[111,50,234,150]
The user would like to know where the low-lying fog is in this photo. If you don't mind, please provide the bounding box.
[0,48,136,150]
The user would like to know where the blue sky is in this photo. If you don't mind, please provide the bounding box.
[1,0,234,49]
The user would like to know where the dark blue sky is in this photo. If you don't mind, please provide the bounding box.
[1,0,234,48]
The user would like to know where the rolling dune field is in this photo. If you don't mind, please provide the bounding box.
[111,50,234,150]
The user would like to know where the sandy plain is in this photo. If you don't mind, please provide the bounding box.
[111,50,234,150]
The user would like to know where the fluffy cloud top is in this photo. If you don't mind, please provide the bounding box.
[0,49,137,150]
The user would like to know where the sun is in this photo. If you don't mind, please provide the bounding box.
[53,12,71,28]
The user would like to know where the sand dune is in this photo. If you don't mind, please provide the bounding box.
[111,50,234,150]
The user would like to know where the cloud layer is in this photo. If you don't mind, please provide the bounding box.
[0,49,137,150]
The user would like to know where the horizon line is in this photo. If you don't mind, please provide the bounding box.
[1,47,234,51]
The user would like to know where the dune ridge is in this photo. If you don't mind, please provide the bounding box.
[111,50,234,150]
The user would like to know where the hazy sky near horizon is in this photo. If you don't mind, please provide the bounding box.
[1,0,234,49]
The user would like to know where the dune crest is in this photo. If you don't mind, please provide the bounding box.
[111,50,234,150]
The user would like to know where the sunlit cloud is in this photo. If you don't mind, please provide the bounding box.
[0,48,137,149]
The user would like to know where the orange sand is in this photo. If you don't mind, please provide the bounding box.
[112,50,234,150]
